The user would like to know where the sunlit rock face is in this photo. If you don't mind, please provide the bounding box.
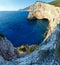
[28,2,60,39]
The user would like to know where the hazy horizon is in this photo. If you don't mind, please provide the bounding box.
[0,0,54,11]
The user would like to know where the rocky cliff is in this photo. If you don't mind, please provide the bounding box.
[28,1,60,40]
[0,2,60,65]
[0,36,20,61]
[1,24,60,65]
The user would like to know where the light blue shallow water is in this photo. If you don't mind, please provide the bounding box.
[0,11,48,47]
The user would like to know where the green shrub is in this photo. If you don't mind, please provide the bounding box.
[29,45,38,52]
[17,45,38,53]
[18,45,26,52]
[29,48,34,52]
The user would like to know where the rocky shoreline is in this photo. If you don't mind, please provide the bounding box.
[0,1,60,65]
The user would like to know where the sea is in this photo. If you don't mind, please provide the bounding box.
[0,11,49,47]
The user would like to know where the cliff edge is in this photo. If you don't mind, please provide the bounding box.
[28,2,60,40]
[0,2,60,65]
[1,24,60,65]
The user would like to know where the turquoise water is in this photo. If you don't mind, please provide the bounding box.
[0,11,48,47]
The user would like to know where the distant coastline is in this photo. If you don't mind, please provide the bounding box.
[19,9,30,11]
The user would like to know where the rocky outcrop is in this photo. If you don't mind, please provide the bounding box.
[0,36,20,60]
[0,55,5,64]
[1,24,60,65]
[28,2,60,39]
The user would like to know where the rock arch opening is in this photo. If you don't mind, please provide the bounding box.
[36,18,50,42]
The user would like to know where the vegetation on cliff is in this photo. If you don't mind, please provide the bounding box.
[17,45,38,53]
[50,0,60,7]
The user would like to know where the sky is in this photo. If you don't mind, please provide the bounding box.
[0,0,54,11]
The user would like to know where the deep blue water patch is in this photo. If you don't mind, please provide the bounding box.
[0,11,49,47]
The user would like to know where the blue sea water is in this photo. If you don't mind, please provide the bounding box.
[0,11,49,47]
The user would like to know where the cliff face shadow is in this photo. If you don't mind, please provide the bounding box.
[36,18,49,43]
[27,18,49,45]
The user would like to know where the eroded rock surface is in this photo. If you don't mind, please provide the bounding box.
[0,55,5,64]
[0,36,20,60]
[1,24,60,65]
[28,2,60,39]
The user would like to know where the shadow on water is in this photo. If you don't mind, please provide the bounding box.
[27,18,49,44]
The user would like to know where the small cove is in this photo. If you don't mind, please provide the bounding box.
[0,11,49,47]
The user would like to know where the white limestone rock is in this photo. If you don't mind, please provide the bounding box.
[28,2,60,39]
